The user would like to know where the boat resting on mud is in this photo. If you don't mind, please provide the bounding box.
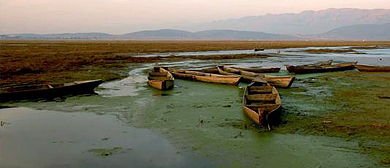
[243,78,281,129]
[234,67,280,73]
[355,65,390,72]
[286,60,333,73]
[148,67,175,90]
[168,68,241,85]
[292,61,357,74]
[0,79,103,103]
[222,66,295,88]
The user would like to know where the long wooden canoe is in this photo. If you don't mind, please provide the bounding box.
[147,67,175,90]
[168,68,241,85]
[0,80,103,102]
[222,66,295,88]
[293,61,357,74]
[243,79,281,129]
[234,67,281,73]
[286,60,333,73]
[355,65,390,72]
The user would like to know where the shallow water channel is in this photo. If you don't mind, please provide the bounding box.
[1,47,389,168]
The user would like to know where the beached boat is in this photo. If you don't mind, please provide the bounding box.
[254,48,265,52]
[234,67,281,73]
[222,66,295,88]
[293,61,357,74]
[199,67,219,74]
[286,60,333,73]
[216,66,239,76]
[355,65,390,72]
[243,78,281,129]
[0,79,103,102]
[147,67,174,90]
[168,69,241,85]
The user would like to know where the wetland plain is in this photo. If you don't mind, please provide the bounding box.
[1,40,390,167]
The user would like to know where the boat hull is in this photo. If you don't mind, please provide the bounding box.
[243,82,281,127]
[223,66,294,88]
[293,63,356,74]
[356,65,390,72]
[147,67,175,90]
[235,67,280,73]
[170,69,241,85]
[0,80,103,102]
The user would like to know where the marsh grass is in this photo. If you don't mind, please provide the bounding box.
[1,40,390,86]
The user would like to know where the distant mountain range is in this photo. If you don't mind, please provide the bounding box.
[1,8,390,40]
[321,23,390,40]
[188,8,390,35]
[1,29,297,40]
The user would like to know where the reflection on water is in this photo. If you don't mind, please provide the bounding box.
[0,107,210,168]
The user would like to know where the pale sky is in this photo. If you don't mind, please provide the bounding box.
[1,0,390,34]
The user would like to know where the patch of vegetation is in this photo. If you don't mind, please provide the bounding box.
[88,147,123,157]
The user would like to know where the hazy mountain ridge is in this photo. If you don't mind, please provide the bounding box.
[321,23,390,40]
[1,29,297,40]
[2,8,390,40]
[190,8,390,34]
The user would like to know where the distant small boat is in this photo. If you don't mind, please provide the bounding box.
[222,66,295,88]
[243,78,281,129]
[148,67,174,90]
[0,79,103,102]
[234,67,280,73]
[355,65,390,72]
[286,60,333,73]
[169,69,241,85]
[254,48,265,52]
[293,61,357,74]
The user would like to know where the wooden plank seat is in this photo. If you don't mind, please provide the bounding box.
[246,93,277,101]
[248,86,273,93]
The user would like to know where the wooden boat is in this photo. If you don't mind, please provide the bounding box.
[147,67,174,90]
[0,79,103,102]
[355,65,390,72]
[286,60,333,73]
[222,66,295,88]
[234,67,280,73]
[216,66,239,76]
[293,61,357,74]
[168,68,241,85]
[243,78,281,129]
[254,48,265,52]
[199,67,219,74]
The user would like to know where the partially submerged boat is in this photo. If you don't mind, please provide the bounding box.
[222,66,295,88]
[148,67,175,90]
[355,65,390,72]
[0,79,103,102]
[169,68,241,85]
[292,61,357,74]
[243,78,281,129]
[286,60,333,73]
